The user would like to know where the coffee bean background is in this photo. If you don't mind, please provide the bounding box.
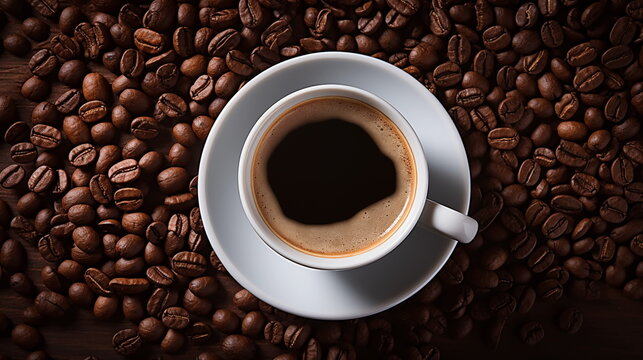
[0,0,642,359]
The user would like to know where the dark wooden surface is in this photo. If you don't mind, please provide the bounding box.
[0,9,642,360]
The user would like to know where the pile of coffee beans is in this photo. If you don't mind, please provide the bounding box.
[0,0,641,359]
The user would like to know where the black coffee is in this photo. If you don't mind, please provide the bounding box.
[252,96,416,257]
[267,118,397,224]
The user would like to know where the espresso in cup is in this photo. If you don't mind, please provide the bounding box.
[251,96,417,258]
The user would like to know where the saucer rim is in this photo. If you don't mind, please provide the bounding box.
[198,52,470,320]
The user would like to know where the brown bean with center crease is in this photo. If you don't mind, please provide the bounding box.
[487,127,519,150]
[162,306,190,329]
[172,251,206,277]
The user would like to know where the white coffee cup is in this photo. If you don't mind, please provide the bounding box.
[239,84,477,270]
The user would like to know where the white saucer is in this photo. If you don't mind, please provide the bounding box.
[198,52,471,320]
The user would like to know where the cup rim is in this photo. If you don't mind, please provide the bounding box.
[238,84,429,270]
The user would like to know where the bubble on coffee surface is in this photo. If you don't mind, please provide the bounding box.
[251,97,416,257]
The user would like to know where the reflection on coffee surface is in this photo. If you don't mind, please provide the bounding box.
[252,97,416,258]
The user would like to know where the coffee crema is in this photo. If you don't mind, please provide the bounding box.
[251,96,417,258]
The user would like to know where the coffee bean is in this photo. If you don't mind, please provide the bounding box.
[172,251,206,277]
[487,127,519,150]
[157,93,187,119]
[574,66,604,92]
[241,311,265,338]
[131,117,160,140]
[30,124,62,149]
[600,196,628,223]
[146,266,174,288]
[22,17,50,41]
[68,143,97,167]
[12,324,42,350]
[189,75,215,102]
[284,324,311,350]
[112,328,142,356]
[611,157,634,186]
[29,49,58,77]
[4,33,31,56]
[602,45,633,69]
[35,290,70,318]
[5,121,30,144]
[108,159,141,184]
[0,164,26,189]
[556,140,588,168]
[109,277,149,295]
[470,106,497,132]
[527,246,555,273]
[37,234,65,263]
[536,278,563,302]
[519,321,544,345]
[162,306,190,330]
[264,320,285,344]
[222,334,256,360]
[75,22,110,60]
[10,272,35,296]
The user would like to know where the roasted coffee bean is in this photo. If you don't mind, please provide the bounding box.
[134,28,165,55]
[574,66,604,92]
[68,143,97,167]
[10,272,35,296]
[510,231,537,260]
[222,334,256,360]
[188,321,213,344]
[558,307,583,334]
[74,22,110,60]
[536,278,563,302]
[108,159,141,184]
[131,117,160,140]
[611,157,634,186]
[146,266,175,287]
[261,19,292,50]
[519,321,544,345]
[31,124,62,149]
[162,306,190,330]
[113,188,143,211]
[112,328,142,356]
[4,33,31,56]
[51,34,81,60]
[158,93,187,118]
[250,46,279,71]
[37,234,65,263]
[284,324,312,350]
[138,317,165,342]
[109,277,149,295]
[190,75,215,102]
[29,49,58,77]
[527,246,555,273]
[470,106,497,133]
[600,196,628,223]
[488,127,519,150]
[54,90,81,115]
[0,164,26,188]
[208,29,241,57]
[189,276,218,297]
[5,121,31,145]
[88,174,112,204]
[120,49,145,78]
[84,268,111,296]
[11,324,42,350]
[115,234,145,259]
[172,251,206,277]
[239,0,264,29]
[34,290,70,318]
[556,140,588,168]
[593,236,616,263]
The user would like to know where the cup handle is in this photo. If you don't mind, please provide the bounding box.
[417,199,478,243]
